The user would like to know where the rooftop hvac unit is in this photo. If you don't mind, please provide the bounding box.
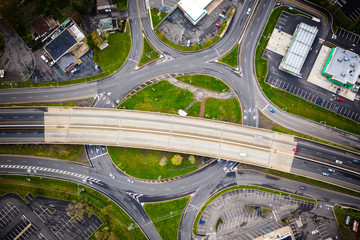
[350,63,355,67]
[341,73,346,77]
[338,58,342,62]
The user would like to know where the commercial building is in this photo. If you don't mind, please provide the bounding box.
[280,22,318,76]
[177,0,213,25]
[322,47,360,88]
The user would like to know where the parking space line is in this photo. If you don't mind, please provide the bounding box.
[339,106,344,114]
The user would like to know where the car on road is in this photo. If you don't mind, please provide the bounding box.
[335,97,343,101]
[336,88,341,94]
[268,108,275,113]
[115,99,120,104]
[299,186,307,190]
[246,8,251,14]
[353,159,360,164]
[328,168,335,173]
[109,173,115,179]
[127,179,134,184]
[293,148,299,152]
[335,160,343,164]
[215,23,221,28]
[316,97,322,104]
[322,172,329,176]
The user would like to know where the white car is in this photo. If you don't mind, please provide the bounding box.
[106,92,111,96]
[41,55,48,63]
[311,230,319,234]
[127,179,134,184]
[49,61,55,67]
[70,68,77,74]
[109,173,115,179]
[246,8,251,15]
[335,160,343,164]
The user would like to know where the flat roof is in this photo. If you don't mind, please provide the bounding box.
[323,47,360,85]
[44,29,78,61]
[57,53,76,72]
[178,0,213,25]
[280,22,318,76]
[68,24,85,42]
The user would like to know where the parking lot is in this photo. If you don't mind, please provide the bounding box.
[0,192,102,240]
[196,188,315,239]
[329,27,360,53]
[157,0,236,46]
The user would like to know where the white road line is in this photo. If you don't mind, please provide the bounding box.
[90,152,108,160]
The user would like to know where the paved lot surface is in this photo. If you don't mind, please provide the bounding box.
[0,23,34,81]
[149,0,179,10]
[328,27,360,53]
[264,12,360,122]
[158,0,234,45]
[0,193,102,240]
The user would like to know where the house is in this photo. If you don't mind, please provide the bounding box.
[30,16,52,39]
[96,0,117,12]
[98,17,118,32]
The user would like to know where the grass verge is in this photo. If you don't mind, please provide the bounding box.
[0,175,146,240]
[176,75,229,92]
[218,44,239,69]
[138,37,160,67]
[114,0,128,10]
[107,147,204,180]
[262,169,360,197]
[255,7,360,136]
[0,144,86,163]
[144,196,190,239]
[0,24,131,89]
[150,8,167,28]
[193,185,316,234]
[333,205,360,240]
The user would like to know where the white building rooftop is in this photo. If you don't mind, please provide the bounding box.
[280,22,318,76]
[178,0,213,25]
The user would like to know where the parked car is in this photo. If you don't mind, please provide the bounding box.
[200,220,206,224]
[167,17,173,22]
[316,97,322,104]
[335,160,343,164]
[322,172,329,176]
[334,106,338,112]
[219,14,226,19]
[353,159,360,164]
[335,97,343,101]
[70,68,77,74]
[49,61,55,67]
[299,186,307,190]
[115,99,120,104]
[187,40,191,47]
[215,23,221,28]
[293,148,299,152]
[336,88,341,94]
[222,9,226,14]
[268,108,275,113]
[328,168,335,173]
[41,55,48,63]
[311,230,319,234]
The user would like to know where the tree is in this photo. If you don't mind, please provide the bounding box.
[171,154,183,166]
[91,30,109,49]
[0,0,20,22]
[188,155,196,164]
[159,157,167,167]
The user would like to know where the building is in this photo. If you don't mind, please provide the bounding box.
[56,53,76,73]
[178,0,213,25]
[322,47,360,88]
[96,0,117,12]
[44,29,78,62]
[98,18,118,32]
[280,22,318,76]
[30,16,52,39]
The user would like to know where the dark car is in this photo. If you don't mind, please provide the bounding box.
[336,88,341,94]
[167,17,173,22]
[299,186,307,190]
[200,220,205,224]
[316,98,322,104]
[353,159,360,164]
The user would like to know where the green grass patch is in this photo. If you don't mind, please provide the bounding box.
[176,75,229,92]
[262,169,360,197]
[203,98,241,123]
[114,0,128,10]
[144,196,190,239]
[150,8,168,28]
[334,205,360,240]
[0,175,146,240]
[108,147,204,179]
[193,185,315,234]
[219,44,239,69]
[119,80,195,114]
[272,124,360,153]
[255,7,360,136]
[0,144,85,162]
[138,37,160,67]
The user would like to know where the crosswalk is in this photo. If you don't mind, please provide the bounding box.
[0,165,100,183]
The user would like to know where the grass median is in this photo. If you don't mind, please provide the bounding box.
[193,185,316,234]
[114,0,128,10]
[255,7,360,136]
[0,175,146,240]
[0,144,87,163]
[176,75,229,92]
[218,44,239,69]
[138,37,161,67]
[108,147,204,180]
[144,196,190,239]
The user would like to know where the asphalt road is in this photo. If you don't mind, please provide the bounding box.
[1,0,360,239]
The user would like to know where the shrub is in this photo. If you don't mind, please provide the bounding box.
[188,155,195,164]
[171,155,183,166]
[159,157,168,167]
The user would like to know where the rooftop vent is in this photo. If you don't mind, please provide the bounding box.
[338,58,342,62]
[341,73,346,77]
